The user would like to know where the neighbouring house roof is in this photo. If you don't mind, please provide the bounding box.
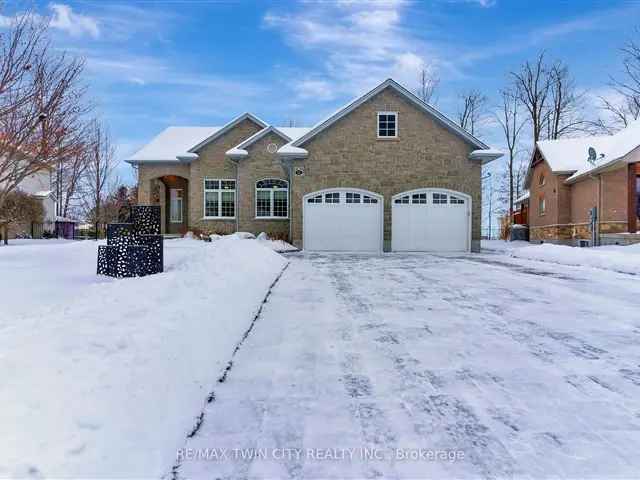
[277,78,502,163]
[531,120,640,185]
[515,191,530,205]
[33,190,53,198]
[226,126,311,159]
[125,113,269,165]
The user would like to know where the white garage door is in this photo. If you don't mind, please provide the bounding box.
[392,188,471,252]
[303,189,383,252]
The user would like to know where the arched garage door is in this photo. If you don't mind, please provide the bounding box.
[303,188,383,252]
[392,188,471,252]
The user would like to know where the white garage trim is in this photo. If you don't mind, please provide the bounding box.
[303,188,384,253]
[392,188,472,252]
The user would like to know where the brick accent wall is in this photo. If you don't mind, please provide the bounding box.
[236,131,290,238]
[289,87,481,251]
[528,155,631,244]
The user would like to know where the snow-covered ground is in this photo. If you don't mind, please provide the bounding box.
[483,240,640,275]
[179,252,640,479]
[0,238,287,478]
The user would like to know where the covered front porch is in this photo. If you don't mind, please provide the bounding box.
[139,174,189,235]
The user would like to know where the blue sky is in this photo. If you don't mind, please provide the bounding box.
[3,0,640,185]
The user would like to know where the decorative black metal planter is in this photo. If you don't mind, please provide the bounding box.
[97,205,164,278]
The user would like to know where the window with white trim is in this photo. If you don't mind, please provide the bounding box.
[256,179,288,218]
[363,195,378,204]
[325,192,340,203]
[307,194,322,204]
[433,193,448,204]
[377,112,397,138]
[346,192,361,203]
[412,193,427,204]
[450,195,465,204]
[204,178,236,218]
[394,195,410,204]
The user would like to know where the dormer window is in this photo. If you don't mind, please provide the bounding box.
[377,112,397,138]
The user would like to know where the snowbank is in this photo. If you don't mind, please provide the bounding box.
[257,232,298,253]
[0,237,287,478]
[510,243,640,275]
[481,239,531,253]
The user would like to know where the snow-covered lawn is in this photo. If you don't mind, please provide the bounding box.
[0,238,287,478]
[483,239,640,275]
[179,252,640,479]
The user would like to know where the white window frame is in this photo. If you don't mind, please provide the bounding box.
[169,188,183,223]
[538,196,546,216]
[255,178,289,219]
[377,111,398,138]
[203,178,236,219]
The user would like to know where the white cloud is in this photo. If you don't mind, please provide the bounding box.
[294,79,336,100]
[264,1,439,100]
[49,3,100,38]
[0,3,100,38]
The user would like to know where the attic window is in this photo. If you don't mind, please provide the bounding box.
[377,112,397,138]
[538,173,545,186]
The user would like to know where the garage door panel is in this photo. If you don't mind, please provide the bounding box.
[304,189,383,252]
[392,189,470,252]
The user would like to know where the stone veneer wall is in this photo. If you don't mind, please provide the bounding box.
[236,131,290,238]
[289,87,482,251]
[189,118,263,233]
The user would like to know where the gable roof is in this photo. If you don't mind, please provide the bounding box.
[278,78,495,159]
[529,120,640,185]
[125,112,268,164]
[188,112,268,153]
[226,126,311,159]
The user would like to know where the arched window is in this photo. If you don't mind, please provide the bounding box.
[256,179,288,218]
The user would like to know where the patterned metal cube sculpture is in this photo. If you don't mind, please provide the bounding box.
[131,205,161,235]
[97,205,164,278]
[97,245,118,276]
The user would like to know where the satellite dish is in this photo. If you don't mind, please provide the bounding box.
[587,147,597,164]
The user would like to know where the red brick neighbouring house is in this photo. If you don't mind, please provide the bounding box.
[521,121,640,246]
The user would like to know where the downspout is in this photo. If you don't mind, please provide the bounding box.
[597,173,602,246]
[234,160,239,233]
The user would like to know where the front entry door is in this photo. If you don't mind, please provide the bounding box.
[168,188,184,234]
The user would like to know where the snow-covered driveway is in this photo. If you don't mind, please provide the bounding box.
[179,252,640,479]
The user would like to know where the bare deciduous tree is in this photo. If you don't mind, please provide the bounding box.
[495,88,527,216]
[592,31,640,133]
[511,52,551,143]
[416,67,439,104]
[82,120,116,238]
[545,62,587,139]
[458,89,487,136]
[0,9,88,219]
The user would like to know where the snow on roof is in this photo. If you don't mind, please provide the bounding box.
[536,120,640,182]
[33,190,53,198]
[277,78,493,159]
[127,127,220,163]
[276,127,312,142]
[469,148,504,163]
[515,191,530,204]
[226,126,311,159]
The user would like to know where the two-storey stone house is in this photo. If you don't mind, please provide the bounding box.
[127,79,502,252]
